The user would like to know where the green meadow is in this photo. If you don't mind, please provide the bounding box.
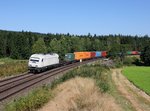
[123,66,150,95]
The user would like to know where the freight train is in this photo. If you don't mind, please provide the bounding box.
[107,51,141,57]
[28,51,107,73]
[28,51,140,73]
[126,51,141,55]
[65,51,107,62]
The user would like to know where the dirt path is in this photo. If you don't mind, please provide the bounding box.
[111,69,150,111]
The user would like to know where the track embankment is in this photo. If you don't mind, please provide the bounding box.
[111,69,150,111]
[38,77,122,111]
[0,59,99,103]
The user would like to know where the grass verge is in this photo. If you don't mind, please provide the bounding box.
[4,86,53,111]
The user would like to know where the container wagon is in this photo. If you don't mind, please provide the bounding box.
[101,51,107,57]
[65,53,75,62]
[95,51,102,57]
[74,52,91,61]
[90,52,96,58]
[127,51,140,55]
[127,51,132,55]
[132,51,139,55]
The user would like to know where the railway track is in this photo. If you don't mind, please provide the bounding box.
[0,59,98,102]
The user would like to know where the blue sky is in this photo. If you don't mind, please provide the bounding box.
[0,0,150,36]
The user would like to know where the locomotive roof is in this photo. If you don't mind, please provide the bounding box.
[30,53,59,59]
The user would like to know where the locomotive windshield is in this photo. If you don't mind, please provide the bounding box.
[30,59,39,62]
[30,57,40,62]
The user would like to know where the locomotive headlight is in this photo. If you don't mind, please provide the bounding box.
[29,64,32,67]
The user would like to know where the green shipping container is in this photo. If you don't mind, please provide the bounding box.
[65,53,75,61]
[127,51,132,55]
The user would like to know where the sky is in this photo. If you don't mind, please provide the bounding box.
[0,0,150,36]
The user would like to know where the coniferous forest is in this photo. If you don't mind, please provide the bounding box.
[0,30,150,60]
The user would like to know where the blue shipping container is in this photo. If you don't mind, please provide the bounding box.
[95,51,102,57]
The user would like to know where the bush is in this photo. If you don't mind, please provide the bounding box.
[123,57,140,66]
[51,63,110,92]
[123,57,133,66]
[114,59,123,68]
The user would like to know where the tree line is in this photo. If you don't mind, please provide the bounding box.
[0,30,150,60]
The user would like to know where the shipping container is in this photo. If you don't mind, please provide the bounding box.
[74,52,91,60]
[65,53,75,62]
[127,51,140,55]
[127,51,132,55]
[95,51,102,57]
[102,51,107,57]
[132,51,138,55]
[90,52,96,58]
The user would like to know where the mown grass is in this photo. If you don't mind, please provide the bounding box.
[4,61,110,111]
[0,58,28,78]
[122,66,150,95]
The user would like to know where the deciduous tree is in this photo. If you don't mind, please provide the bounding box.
[32,38,47,54]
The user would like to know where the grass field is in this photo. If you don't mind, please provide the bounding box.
[0,58,28,78]
[122,66,150,95]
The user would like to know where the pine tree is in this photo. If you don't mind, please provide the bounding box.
[141,45,150,66]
